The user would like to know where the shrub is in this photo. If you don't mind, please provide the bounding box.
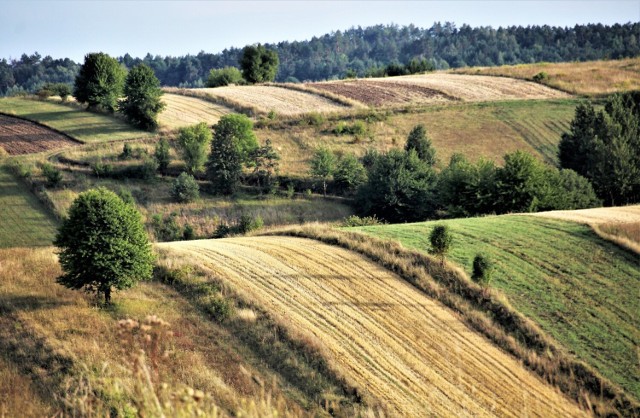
[116,187,136,206]
[236,214,263,234]
[206,66,243,87]
[205,296,233,322]
[342,215,381,227]
[532,72,549,83]
[286,183,295,199]
[138,158,158,181]
[182,224,196,240]
[429,224,453,264]
[120,143,133,160]
[151,213,182,242]
[332,121,366,136]
[41,163,62,188]
[334,153,367,194]
[154,138,171,175]
[171,172,200,203]
[213,223,231,238]
[472,253,494,286]
[302,112,325,126]
[91,161,114,178]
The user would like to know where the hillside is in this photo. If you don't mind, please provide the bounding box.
[0,98,152,143]
[307,73,569,107]
[161,236,586,417]
[452,57,640,96]
[158,93,232,129]
[353,214,640,399]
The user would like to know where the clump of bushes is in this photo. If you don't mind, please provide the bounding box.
[342,215,382,227]
[206,66,244,87]
[213,214,264,238]
[532,71,549,83]
[332,120,366,136]
[41,162,62,187]
[171,172,199,203]
[151,212,195,241]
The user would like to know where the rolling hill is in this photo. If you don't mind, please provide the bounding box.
[352,212,640,400]
[161,236,586,417]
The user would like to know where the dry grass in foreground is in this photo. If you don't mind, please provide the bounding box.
[452,57,640,96]
[0,247,337,417]
[161,236,587,417]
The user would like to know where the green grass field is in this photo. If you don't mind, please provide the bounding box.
[0,98,153,143]
[0,166,58,247]
[353,215,640,399]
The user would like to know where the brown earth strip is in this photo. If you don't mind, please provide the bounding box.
[0,113,79,155]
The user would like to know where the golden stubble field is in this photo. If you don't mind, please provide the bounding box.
[533,205,640,225]
[161,236,586,417]
[158,93,232,129]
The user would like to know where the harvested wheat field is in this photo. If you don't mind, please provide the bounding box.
[0,114,78,155]
[533,205,640,224]
[310,74,570,106]
[186,86,350,116]
[162,236,585,417]
[452,58,640,96]
[159,93,232,129]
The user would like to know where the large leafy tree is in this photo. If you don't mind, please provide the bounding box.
[54,188,154,305]
[177,122,212,175]
[240,44,279,84]
[74,52,126,112]
[309,147,336,196]
[118,64,165,130]
[207,114,258,195]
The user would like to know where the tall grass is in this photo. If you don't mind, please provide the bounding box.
[265,224,639,417]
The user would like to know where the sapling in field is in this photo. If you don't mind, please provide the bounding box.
[429,224,453,265]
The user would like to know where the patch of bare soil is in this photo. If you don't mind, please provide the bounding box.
[0,114,78,155]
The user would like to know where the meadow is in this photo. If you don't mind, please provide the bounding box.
[353,215,640,399]
[452,57,640,96]
[0,166,58,248]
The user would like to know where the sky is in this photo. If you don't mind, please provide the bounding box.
[1,0,639,62]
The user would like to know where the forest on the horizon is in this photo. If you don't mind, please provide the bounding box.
[1,21,638,95]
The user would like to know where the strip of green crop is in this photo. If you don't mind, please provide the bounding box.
[354,215,640,400]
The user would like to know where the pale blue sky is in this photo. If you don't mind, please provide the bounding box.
[2,1,638,62]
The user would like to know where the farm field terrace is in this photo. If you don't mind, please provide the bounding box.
[158,93,232,130]
[352,215,640,399]
[0,97,153,143]
[0,165,58,248]
[161,236,586,417]
[452,57,640,96]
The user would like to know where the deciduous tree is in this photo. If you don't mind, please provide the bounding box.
[74,52,126,112]
[118,64,165,130]
[177,122,212,175]
[54,188,154,305]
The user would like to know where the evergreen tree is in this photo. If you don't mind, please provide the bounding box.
[118,64,165,130]
[240,44,279,84]
[405,124,436,166]
[154,138,171,175]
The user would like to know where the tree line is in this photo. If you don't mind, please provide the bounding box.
[2,22,638,94]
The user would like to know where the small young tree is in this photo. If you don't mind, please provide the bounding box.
[54,188,154,305]
[171,172,200,203]
[309,147,335,196]
[118,64,165,130]
[240,44,279,84]
[41,162,63,188]
[250,139,280,192]
[74,52,126,112]
[472,253,494,286]
[177,122,212,175]
[154,138,171,175]
[429,224,453,265]
[405,124,436,166]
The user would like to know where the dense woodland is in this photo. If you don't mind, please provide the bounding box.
[1,21,638,94]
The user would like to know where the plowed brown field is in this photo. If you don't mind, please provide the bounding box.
[533,205,640,224]
[0,114,78,155]
[308,73,569,106]
[162,236,585,417]
[193,86,349,115]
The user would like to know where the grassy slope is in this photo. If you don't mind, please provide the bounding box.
[452,57,640,96]
[0,98,152,143]
[0,165,57,248]
[0,246,355,416]
[354,215,640,399]
[259,99,577,174]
